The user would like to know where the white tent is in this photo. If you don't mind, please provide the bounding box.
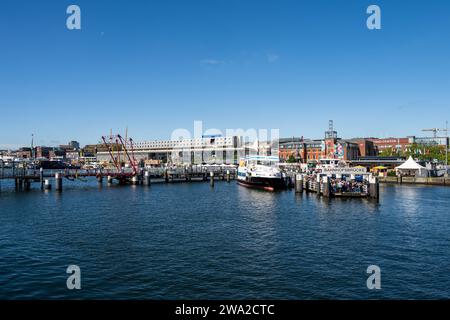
[395,156,427,176]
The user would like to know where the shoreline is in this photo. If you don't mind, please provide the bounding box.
[379,176,450,186]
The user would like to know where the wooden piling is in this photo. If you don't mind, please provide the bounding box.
[40,168,44,190]
[164,169,169,183]
[131,176,140,185]
[321,176,331,198]
[144,171,151,186]
[295,174,303,193]
[210,171,214,187]
[44,179,52,190]
[55,173,62,191]
[369,175,380,201]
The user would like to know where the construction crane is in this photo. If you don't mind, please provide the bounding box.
[422,121,449,167]
[421,127,447,138]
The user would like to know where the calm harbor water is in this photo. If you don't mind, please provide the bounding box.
[0,179,449,299]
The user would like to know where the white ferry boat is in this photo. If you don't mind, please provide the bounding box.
[237,155,286,191]
[318,158,341,169]
[314,158,349,171]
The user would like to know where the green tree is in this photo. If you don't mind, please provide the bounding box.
[379,147,398,157]
[379,143,448,164]
[286,154,297,163]
[404,143,447,163]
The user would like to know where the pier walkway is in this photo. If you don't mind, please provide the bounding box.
[0,164,237,192]
[292,172,379,200]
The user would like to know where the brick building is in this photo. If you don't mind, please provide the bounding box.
[279,121,361,162]
[16,147,32,159]
[347,138,378,157]
[35,146,53,159]
[368,137,413,154]
[279,138,360,162]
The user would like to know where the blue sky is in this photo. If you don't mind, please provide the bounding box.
[1,0,449,148]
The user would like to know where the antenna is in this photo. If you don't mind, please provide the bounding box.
[31,133,34,160]
[325,120,337,139]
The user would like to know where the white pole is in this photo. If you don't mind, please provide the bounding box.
[446,121,448,162]
[446,120,448,169]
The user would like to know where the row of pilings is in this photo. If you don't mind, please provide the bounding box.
[2,168,234,193]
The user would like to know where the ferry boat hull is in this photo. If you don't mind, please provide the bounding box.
[237,177,287,191]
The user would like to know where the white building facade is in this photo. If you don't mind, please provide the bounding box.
[97,135,245,165]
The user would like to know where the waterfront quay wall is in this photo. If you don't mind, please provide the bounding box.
[379,176,450,186]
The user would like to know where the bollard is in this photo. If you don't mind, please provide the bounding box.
[44,179,52,190]
[55,172,62,191]
[226,170,230,183]
[295,174,303,193]
[144,171,151,186]
[97,175,103,184]
[210,171,214,187]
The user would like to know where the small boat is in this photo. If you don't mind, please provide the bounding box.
[237,156,286,191]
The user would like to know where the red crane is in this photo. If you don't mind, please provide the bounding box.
[101,133,139,179]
